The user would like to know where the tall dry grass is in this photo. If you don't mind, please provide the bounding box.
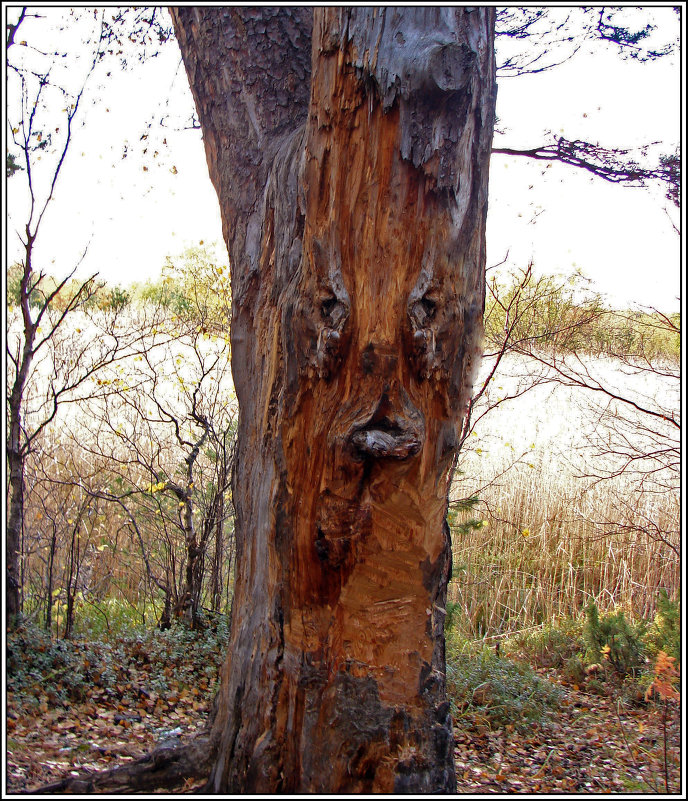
[448,354,680,639]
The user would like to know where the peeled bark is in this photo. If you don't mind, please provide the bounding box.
[171,6,496,793]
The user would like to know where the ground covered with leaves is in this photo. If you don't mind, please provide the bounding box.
[6,620,681,795]
[6,621,225,793]
[452,669,680,794]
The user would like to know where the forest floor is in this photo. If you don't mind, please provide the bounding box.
[5,632,681,795]
[452,669,681,794]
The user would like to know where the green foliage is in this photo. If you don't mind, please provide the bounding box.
[130,244,231,331]
[6,262,126,312]
[100,285,131,311]
[645,589,680,667]
[445,639,563,731]
[6,262,34,307]
[135,275,193,316]
[447,495,486,538]
[444,600,463,633]
[6,617,229,712]
[505,618,585,669]
[484,267,680,362]
[7,151,24,178]
[71,597,152,640]
[484,268,605,355]
[584,602,646,677]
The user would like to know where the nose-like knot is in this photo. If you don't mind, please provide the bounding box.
[350,387,425,461]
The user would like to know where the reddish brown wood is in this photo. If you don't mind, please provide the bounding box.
[170,6,496,793]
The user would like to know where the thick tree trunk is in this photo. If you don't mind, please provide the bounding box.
[171,7,495,793]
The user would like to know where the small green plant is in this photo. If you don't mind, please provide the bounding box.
[562,654,586,686]
[447,495,485,538]
[444,600,463,633]
[584,602,646,677]
[445,642,562,731]
[506,618,584,669]
[645,589,680,667]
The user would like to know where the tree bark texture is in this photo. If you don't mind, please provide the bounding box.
[171,7,496,793]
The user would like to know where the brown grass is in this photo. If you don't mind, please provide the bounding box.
[449,354,679,638]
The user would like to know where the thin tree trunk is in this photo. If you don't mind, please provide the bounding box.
[7,247,38,625]
[209,444,227,615]
[6,448,24,623]
[45,528,57,632]
[171,7,496,793]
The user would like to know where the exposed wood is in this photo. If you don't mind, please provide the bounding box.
[170,6,496,793]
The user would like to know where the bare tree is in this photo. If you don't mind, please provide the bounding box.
[493,8,679,204]
[453,264,679,594]
[42,286,237,631]
[4,7,184,624]
[6,8,108,622]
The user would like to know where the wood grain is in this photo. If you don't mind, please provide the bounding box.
[171,6,496,792]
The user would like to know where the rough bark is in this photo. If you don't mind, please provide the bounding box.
[170,6,496,793]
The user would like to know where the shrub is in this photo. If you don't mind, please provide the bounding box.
[562,655,586,686]
[584,602,646,677]
[446,643,562,731]
[645,589,680,667]
[7,616,230,712]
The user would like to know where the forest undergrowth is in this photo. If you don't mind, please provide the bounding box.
[6,595,681,795]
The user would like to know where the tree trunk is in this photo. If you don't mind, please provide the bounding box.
[171,6,495,793]
[6,446,24,623]
[7,252,37,625]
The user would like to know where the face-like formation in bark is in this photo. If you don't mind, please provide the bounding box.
[281,93,482,674]
[173,6,494,793]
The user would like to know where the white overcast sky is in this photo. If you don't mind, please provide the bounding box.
[4,6,683,312]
